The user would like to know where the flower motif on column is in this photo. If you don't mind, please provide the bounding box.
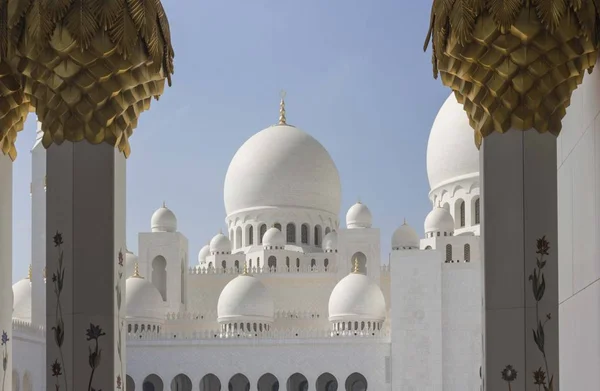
[50,231,67,391]
[528,236,555,391]
[85,324,106,391]
[501,365,517,391]
[1,330,9,391]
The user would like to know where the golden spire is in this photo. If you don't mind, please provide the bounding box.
[278,90,287,125]
[162,200,166,208]
[27,264,32,281]
[403,217,407,225]
[43,267,46,279]
[352,258,361,274]
[243,262,249,275]
[133,262,142,278]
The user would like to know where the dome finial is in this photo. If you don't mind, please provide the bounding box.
[352,258,361,274]
[403,217,407,225]
[162,200,166,208]
[133,262,142,278]
[27,264,32,281]
[278,90,287,125]
[243,261,250,276]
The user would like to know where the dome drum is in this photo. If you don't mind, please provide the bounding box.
[331,320,384,336]
[219,321,272,338]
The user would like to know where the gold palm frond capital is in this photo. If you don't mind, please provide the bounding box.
[424,0,600,146]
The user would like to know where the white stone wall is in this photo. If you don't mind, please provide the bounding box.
[11,325,45,391]
[441,262,482,391]
[390,249,443,390]
[557,61,600,389]
[127,338,390,391]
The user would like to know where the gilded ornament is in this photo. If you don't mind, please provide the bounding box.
[0,0,175,160]
[424,0,600,147]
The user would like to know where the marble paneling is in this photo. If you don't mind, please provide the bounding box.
[572,126,598,292]
[561,82,585,160]
[557,159,573,303]
[559,281,600,390]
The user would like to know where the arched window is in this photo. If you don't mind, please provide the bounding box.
[286,373,308,391]
[274,223,282,231]
[151,256,167,301]
[345,372,368,391]
[317,373,338,391]
[257,257,260,268]
[234,260,240,270]
[324,258,329,270]
[235,226,242,249]
[142,374,163,391]
[268,256,277,270]
[221,260,226,270]
[248,260,252,269]
[314,225,322,246]
[459,200,466,227]
[325,227,331,235]
[259,224,267,244]
[199,374,221,391]
[257,373,279,391]
[445,244,452,262]
[208,262,213,269]
[464,244,471,262]
[170,374,192,391]
[248,225,254,245]
[475,198,481,224]
[228,374,249,391]
[425,246,432,250]
[301,224,309,244]
[286,223,296,243]
[311,259,316,268]
[296,258,300,269]
[286,257,290,269]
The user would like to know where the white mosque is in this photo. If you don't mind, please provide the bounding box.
[9,94,483,391]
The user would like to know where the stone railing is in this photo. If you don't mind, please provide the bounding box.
[127,327,390,342]
[12,319,45,339]
[274,310,323,320]
[165,311,217,322]
[189,264,338,276]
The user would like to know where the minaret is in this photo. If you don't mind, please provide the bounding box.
[30,120,46,327]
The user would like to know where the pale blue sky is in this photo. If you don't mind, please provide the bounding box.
[11,0,451,282]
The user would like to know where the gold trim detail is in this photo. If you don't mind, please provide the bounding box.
[278,90,287,125]
[424,1,600,147]
[0,0,175,161]
[132,262,142,278]
[352,258,361,274]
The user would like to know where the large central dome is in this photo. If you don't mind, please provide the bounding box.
[224,123,341,217]
[426,93,479,191]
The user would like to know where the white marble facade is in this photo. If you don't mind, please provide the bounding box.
[10,98,483,391]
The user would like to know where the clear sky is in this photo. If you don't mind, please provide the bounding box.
[11,0,453,282]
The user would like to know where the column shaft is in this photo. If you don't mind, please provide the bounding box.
[0,155,12,391]
[481,131,560,390]
[46,142,126,391]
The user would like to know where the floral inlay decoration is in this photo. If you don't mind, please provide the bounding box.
[1,330,9,391]
[51,231,67,391]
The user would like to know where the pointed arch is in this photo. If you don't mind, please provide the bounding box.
[259,224,267,244]
[445,244,452,262]
[286,223,296,243]
[151,256,167,301]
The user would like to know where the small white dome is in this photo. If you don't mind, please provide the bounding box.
[126,275,166,322]
[426,93,479,191]
[262,227,285,247]
[217,274,274,323]
[223,124,341,217]
[392,222,420,250]
[424,207,455,235]
[323,231,338,252]
[151,205,177,233]
[198,245,211,265]
[210,232,232,254]
[328,272,386,323]
[12,278,32,322]
[346,202,372,229]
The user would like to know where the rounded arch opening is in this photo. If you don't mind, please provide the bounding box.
[286,223,296,243]
[345,373,367,391]
[171,374,192,391]
[151,255,167,301]
[199,374,221,391]
[286,373,308,391]
[351,251,367,274]
[126,375,135,391]
[257,373,279,391]
[143,374,164,391]
[473,197,481,225]
[268,256,277,270]
[301,224,309,244]
[316,373,338,391]
[235,226,243,249]
[455,199,466,228]
[228,373,250,391]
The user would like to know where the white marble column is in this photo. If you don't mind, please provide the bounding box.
[0,155,12,391]
[480,131,559,390]
[46,142,126,391]
[31,122,46,328]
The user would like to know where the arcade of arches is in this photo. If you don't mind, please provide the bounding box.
[137,372,368,390]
